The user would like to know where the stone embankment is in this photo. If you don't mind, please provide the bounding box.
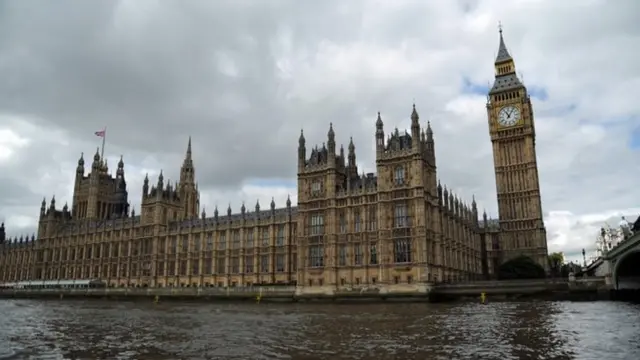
[0,278,611,303]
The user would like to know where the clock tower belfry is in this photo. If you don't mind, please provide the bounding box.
[487,26,549,271]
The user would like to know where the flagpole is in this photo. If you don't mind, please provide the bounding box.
[100,127,107,161]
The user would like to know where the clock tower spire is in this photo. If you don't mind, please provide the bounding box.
[486,25,549,272]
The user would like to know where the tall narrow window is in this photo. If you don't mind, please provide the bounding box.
[370,244,378,265]
[354,244,363,265]
[394,239,411,263]
[338,245,347,266]
[276,225,285,246]
[309,245,324,267]
[368,206,377,231]
[339,212,346,233]
[262,228,270,246]
[394,203,408,228]
[394,166,405,185]
[310,214,324,235]
[354,211,361,232]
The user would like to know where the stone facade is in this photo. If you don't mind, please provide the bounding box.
[0,30,548,286]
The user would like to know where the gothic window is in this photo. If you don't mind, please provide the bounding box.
[245,256,254,273]
[179,260,187,275]
[394,202,409,228]
[311,180,322,195]
[354,211,361,232]
[157,239,165,254]
[338,245,347,266]
[191,260,199,275]
[206,233,213,251]
[354,244,363,265]
[260,255,269,273]
[309,245,324,267]
[170,237,177,254]
[233,231,241,249]
[261,228,270,246]
[394,239,412,263]
[370,244,378,265]
[310,214,324,235]
[218,233,226,250]
[368,206,377,231]
[231,257,239,273]
[276,225,285,246]
[276,254,285,272]
[394,166,405,185]
[194,234,201,252]
[216,257,226,274]
[204,259,212,274]
[339,212,346,233]
[246,229,254,248]
[181,236,188,252]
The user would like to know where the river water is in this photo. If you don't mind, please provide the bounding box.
[0,299,638,360]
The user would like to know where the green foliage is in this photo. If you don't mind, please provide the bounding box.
[548,252,565,278]
[498,255,546,280]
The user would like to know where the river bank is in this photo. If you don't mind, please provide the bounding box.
[0,278,620,303]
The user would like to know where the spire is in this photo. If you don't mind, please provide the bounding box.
[495,22,512,64]
[376,112,383,128]
[411,103,419,124]
[186,136,192,161]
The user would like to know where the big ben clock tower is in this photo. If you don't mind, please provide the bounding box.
[487,27,549,271]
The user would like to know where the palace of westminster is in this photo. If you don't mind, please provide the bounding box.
[0,30,549,288]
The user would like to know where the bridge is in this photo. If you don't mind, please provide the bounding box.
[582,230,640,290]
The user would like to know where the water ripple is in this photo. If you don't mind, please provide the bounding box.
[0,300,638,359]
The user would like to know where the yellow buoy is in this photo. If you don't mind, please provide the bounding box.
[480,292,486,304]
[154,295,160,304]
[59,293,64,300]
[256,288,263,304]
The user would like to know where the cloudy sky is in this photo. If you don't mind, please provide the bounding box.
[0,0,638,262]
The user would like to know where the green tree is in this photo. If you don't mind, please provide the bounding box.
[548,252,565,278]
[497,255,546,280]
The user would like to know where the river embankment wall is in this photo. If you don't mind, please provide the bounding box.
[0,278,614,303]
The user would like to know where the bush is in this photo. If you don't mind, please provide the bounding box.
[498,256,546,280]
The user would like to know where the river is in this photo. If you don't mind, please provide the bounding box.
[0,299,638,359]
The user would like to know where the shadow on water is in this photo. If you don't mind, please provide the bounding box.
[0,299,639,359]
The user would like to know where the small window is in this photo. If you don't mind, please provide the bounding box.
[394,166,405,185]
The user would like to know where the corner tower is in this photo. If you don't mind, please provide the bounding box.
[179,137,200,219]
[486,26,549,270]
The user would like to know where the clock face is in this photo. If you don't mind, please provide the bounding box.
[498,106,521,127]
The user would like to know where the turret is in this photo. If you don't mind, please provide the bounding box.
[375,112,384,157]
[327,123,336,168]
[298,130,306,172]
[179,137,199,219]
[142,173,149,197]
[347,137,357,177]
[410,104,421,152]
[40,197,46,218]
[0,222,5,244]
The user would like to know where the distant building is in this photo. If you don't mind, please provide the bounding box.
[0,29,548,287]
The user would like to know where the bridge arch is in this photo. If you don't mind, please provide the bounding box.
[613,249,640,290]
